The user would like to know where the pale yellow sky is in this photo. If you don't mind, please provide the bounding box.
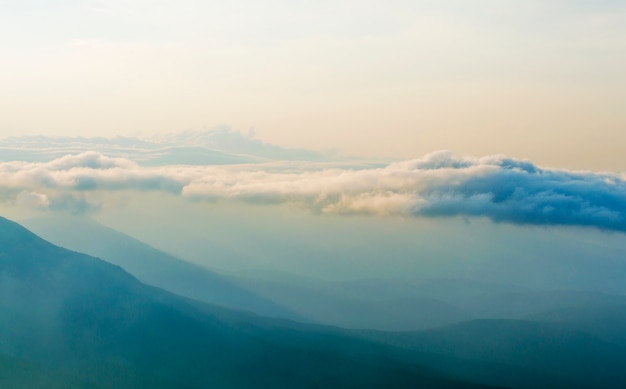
[1,0,625,170]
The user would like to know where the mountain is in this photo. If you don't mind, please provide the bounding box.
[0,216,503,388]
[530,304,626,346]
[25,216,626,334]
[363,319,626,389]
[0,131,330,166]
[461,290,626,318]
[25,216,483,331]
[227,273,473,330]
[23,214,299,320]
[0,354,101,389]
[228,272,626,331]
[24,216,626,338]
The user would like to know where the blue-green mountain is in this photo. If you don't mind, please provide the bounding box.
[0,216,504,388]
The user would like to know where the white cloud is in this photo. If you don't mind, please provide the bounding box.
[1,150,625,232]
[15,191,50,209]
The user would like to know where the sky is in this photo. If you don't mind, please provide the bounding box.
[0,133,625,283]
[1,0,626,169]
[1,1,625,284]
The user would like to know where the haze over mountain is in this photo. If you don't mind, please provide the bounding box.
[1,216,508,388]
[225,274,626,332]
[4,217,626,387]
[20,214,481,330]
[365,318,626,389]
[23,214,299,320]
[22,214,626,334]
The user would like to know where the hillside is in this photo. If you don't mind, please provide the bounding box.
[23,215,298,320]
[0,216,502,389]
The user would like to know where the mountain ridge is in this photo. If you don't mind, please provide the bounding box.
[23,214,300,320]
[0,216,505,388]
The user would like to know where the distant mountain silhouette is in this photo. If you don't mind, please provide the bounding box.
[363,319,626,389]
[227,273,472,330]
[228,272,626,332]
[0,216,503,389]
[26,216,626,337]
[530,304,626,346]
[0,130,330,165]
[24,214,299,320]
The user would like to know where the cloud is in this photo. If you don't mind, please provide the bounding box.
[1,150,625,232]
[414,155,626,231]
[45,151,137,170]
[11,191,98,215]
[0,152,184,193]
[15,191,50,210]
[159,128,331,161]
[47,193,101,215]
[0,128,331,165]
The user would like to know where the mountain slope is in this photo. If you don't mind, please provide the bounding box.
[228,274,472,330]
[364,319,626,389]
[0,354,101,389]
[23,215,298,320]
[530,304,626,346]
[228,272,626,331]
[0,216,502,389]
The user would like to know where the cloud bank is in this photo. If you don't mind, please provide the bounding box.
[1,150,625,232]
[0,128,331,166]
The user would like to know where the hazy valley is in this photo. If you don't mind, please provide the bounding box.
[0,214,624,388]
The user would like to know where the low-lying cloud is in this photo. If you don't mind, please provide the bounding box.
[1,150,625,232]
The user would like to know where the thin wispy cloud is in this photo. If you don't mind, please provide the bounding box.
[0,129,331,165]
[1,150,625,232]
